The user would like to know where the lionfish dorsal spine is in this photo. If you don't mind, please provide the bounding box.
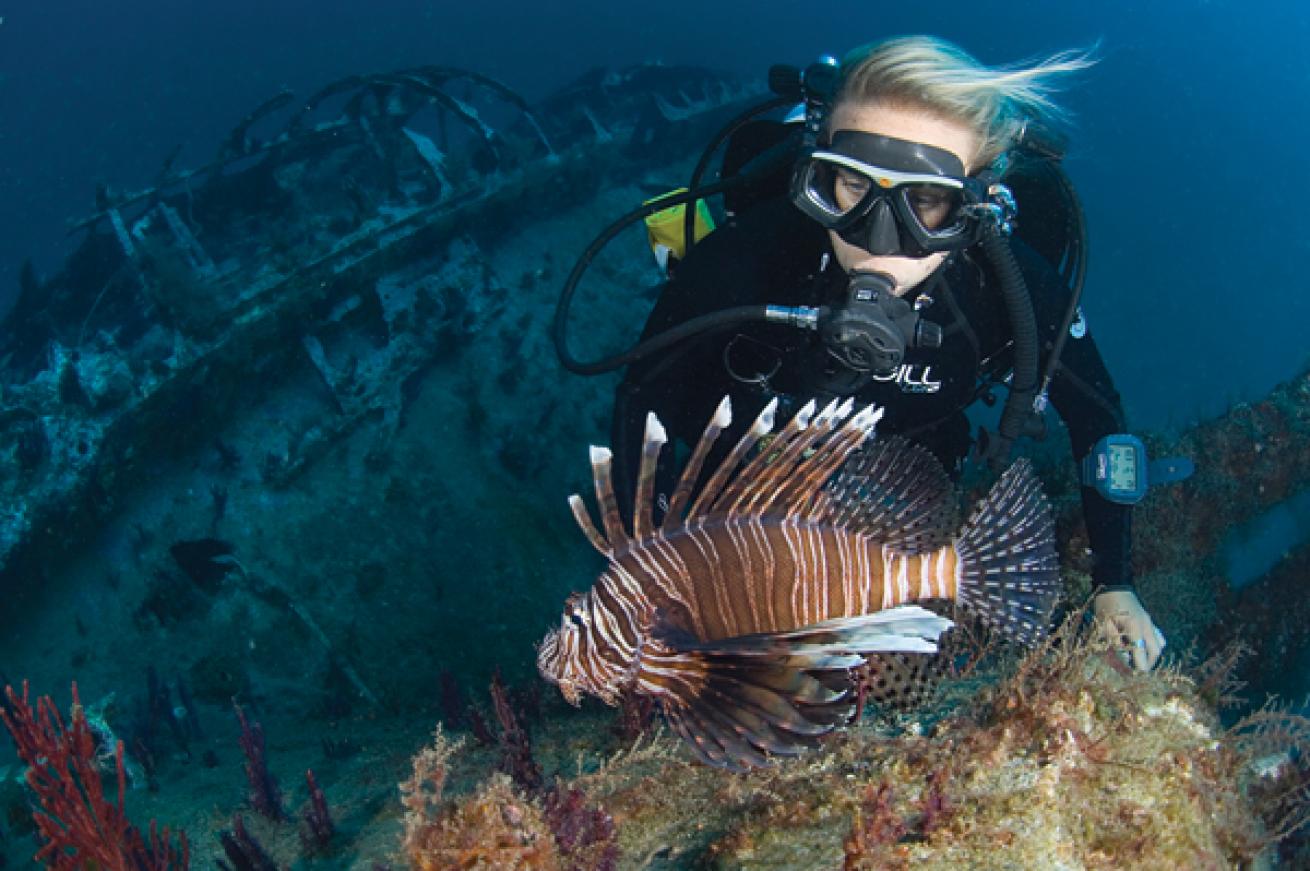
[744,398,854,516]
[686,398,778,520]
[713,398,883,522]
[799,403,884,520]
[568,493,610,556]
[633,412,668,540]
[588,445,631,551]
[664,396,732,528]
[713,398,818,516]
[757,399,847,516]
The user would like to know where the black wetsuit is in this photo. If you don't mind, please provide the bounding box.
[613,197,1134,589]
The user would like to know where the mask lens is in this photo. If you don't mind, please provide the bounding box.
[832,166,874,212]
[903,184,964,231]
[804,160,872,219]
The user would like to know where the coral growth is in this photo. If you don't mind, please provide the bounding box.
[543,786,619,870]
[403,617,1310,869]
[490,671,543,793]
[299,769,335,853]
[400,723,620,870]
[400,726,465,859]
[402,726,558,869]
[842,782,906,870]
[234,702,285,821]
[0,682,189,870]
[407,774,562,870]
[215,814,276,871]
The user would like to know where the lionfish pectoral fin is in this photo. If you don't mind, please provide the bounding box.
[955,459,1061,646]
[652,650,843,772]
[696,605,953,662]
[643,606,953,770]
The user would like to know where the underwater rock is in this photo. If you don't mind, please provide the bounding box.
[0,407,47,472]
[418,629,1287,869]
[1131,366,1310,651]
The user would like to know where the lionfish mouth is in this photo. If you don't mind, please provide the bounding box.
[536,631,582,705]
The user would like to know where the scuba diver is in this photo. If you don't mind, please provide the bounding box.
[558,36,1171,671]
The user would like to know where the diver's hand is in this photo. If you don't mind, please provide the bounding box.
[1093,589,1165,671]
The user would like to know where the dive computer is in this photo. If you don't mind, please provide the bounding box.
[1080,434,1193,505]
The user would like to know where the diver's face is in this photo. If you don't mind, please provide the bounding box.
[825,101,982,295]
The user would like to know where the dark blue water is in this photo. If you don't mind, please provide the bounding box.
[2,0,1306,425]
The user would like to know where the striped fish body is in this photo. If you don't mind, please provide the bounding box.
[610,517,963,643]
[538,396,1058,770]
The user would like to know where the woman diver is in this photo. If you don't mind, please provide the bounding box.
[602,36,1165,671]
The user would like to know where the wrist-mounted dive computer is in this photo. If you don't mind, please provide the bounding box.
[1080,434,1194,505]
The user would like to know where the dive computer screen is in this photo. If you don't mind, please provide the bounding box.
[1107,443,1137,491]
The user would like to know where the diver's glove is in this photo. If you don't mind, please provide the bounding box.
[1093,588,1165,672]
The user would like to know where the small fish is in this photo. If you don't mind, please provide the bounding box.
[537,396,1059,770]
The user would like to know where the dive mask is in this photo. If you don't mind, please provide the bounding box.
[790,129,990,257]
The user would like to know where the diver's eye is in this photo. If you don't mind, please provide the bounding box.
[833,167,871,210]
[906,186,957,229]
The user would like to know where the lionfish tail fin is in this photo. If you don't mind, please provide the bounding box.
[642,606,952,770]
[955,459,1060,645]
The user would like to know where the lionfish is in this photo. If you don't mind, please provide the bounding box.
[537,396,1059,770]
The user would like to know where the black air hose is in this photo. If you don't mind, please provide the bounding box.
[557,302,778,375]
[980,223,1041,469]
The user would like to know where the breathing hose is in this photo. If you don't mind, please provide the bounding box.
[553,181,737,375]
[980,222,1042,469]
[559,304,788,375]
[680,95,795,257]
[553,131,804,375]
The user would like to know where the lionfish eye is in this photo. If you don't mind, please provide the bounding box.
[564,592,589,628]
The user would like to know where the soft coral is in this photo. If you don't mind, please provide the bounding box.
[1,682,189,870]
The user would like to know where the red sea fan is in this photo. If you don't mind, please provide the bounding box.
[1,682,189,870]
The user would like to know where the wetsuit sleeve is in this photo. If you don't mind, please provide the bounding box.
[1049,326,1134,588]
[1021,246,1134,589]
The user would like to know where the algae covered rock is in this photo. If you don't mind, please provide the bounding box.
[411,629,1291,869]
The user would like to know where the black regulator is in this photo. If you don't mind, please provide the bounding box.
[819,271,942,377]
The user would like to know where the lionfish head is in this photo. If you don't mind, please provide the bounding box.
[536,591,629,707]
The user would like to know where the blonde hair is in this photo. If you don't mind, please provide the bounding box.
[836,36,1097,168]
